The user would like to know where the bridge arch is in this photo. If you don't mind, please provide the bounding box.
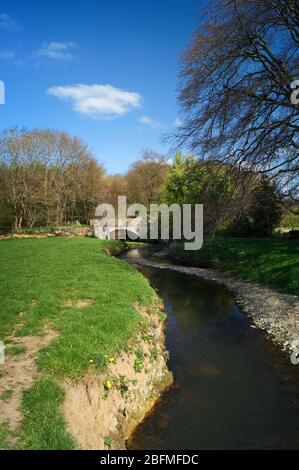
[108,228,140,241]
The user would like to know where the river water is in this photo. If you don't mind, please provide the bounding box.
[122,248,299,450]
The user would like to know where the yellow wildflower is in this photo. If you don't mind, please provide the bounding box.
[105,380,113,389]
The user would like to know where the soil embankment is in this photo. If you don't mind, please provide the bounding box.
[62,303,172,450]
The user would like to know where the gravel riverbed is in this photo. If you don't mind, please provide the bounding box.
[133,258,299,356]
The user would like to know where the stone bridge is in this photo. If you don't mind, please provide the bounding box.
[90,217,142,240]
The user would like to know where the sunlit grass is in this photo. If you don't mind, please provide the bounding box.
[0,238,154,379]
[0,237,157,449]
[20,379,76,450]
[170,237,299,295]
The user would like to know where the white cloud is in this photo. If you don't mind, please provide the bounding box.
[36,41,77,60]
[47,83,142,118]
[0,13,20,31]
[139,115,165,129]
[0,49,15,59]
[174,117,183,127]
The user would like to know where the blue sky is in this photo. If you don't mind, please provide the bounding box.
[0,0,203,173]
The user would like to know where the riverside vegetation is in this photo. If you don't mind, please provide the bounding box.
[170,237,299,296]
[0,237,169,449]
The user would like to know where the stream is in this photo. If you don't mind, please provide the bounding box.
[122,247,299,450]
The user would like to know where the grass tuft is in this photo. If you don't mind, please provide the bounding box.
[20,379,76,450]
[0,422,13,449]
[6,345,27,355]
[0,389,13,401]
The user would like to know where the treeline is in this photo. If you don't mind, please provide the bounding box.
[104,149,169,208]
[0,128,283,237]
[0,128,169,232]
[164,153,283,237]
[0,128,105,230]
[106,152,283,237]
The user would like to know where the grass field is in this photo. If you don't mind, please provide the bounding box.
[280,207,299,229]
[170,237,299,296]
[0,237,157,449]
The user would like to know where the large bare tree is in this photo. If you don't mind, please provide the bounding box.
[174,0,299,198]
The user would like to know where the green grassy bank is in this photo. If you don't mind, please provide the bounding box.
[170,237,299,296]
[0,238,157,449]
[280,206,299,229]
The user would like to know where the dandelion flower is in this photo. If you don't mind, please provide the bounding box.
[105,380,113,389]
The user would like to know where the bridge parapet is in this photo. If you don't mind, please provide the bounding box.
[92,217,142,240]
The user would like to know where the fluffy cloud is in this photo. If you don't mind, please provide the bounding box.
[36,41,77,60]
[139,115,165,129]
[0,49,15,59]
[47,83,142,118]
[0,13,20,31]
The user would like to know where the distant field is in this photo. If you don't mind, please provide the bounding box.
[280,207,299,229]
[170,237,299,295]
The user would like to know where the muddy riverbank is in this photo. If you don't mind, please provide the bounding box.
[62,302,172,450]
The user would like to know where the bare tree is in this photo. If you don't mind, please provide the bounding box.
[0,128,105,230]
[101,174,128,208]
[126,150,169,206]
[173,0,299,198]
